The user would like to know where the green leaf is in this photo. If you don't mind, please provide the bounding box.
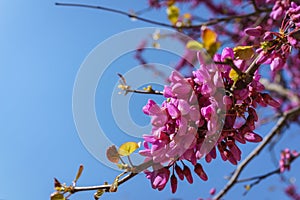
[50,192,65,200]
[229,69,239,83]
[118,142,140,156]
[233,46,254,60]
[202,28,217,50]
[167,5,180,25]
[116,163,129,170]
[186,40,203,51]
[202,28,220,56]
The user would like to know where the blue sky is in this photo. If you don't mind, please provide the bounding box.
[0,1,299,200]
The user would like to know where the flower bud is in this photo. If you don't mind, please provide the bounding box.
[245,26,263,37]
[170,174,178,193]
[175,164,184,180]
[183,165,193,184]
[194,163,208,181]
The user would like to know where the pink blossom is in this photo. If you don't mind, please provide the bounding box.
[279,149,299,173]
[245,26,263,37]
[145,167,170,191]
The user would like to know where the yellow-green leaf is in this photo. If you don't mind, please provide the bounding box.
[50,192,65,200]
[167,5,180,25]
[229,69,239,83]
[106,145,120,163]
[233,46,254,60]
[143,85,154,93]
[202,28,220,56]
[186,40,203,51]
[118,142,140,156]
[207,41,221,57]
[202,28,218,50]
[117,163,129,170]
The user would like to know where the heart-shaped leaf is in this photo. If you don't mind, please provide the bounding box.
[118,142,140,156]
[106,145,120,163]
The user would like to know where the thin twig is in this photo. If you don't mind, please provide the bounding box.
[55,2,271,29]
[245,55,260,76]
[125,89,163,95]
[72,160,153,193]
[215,60,243,75]
[251,0,261,12]
[260,78,300,104]
[236,168,279,183]
[241,155,299,196]
[213,106,300,200]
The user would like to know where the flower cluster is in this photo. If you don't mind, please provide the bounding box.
[139,46,280,192]
[242,2,300,73]
[267,0,290,20]
[285,185,300,200]
[279,148,299,173]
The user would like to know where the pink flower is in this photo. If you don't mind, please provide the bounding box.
[279,149,299,173]
[145,167,170,191]
[210,188,216,195]
[245,26,263,37]
[285,185,300,200]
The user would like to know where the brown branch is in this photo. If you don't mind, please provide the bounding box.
[237,168,279,183]
[251,0,260,12]
[55,2,174,28]
[72,160,153,193]
[240,154,299,196]
[245,55,260,78]
[215,60,243,76]
[55,2,271,29]
[125,89,163,95]
[237,154,299,183]
[260,78,300,104]
[213,106,300,200]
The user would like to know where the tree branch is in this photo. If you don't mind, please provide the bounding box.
[55,2,271,29]
[251,0,261,12]
[124,89,163,95]
[72,160,153,193]
[260,78,300,104]
[213,106,300,200]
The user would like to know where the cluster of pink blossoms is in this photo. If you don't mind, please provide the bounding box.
[285,185,300,200]
[139,47,280,192]
[244,2,300,72]
[279,148,299,173]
